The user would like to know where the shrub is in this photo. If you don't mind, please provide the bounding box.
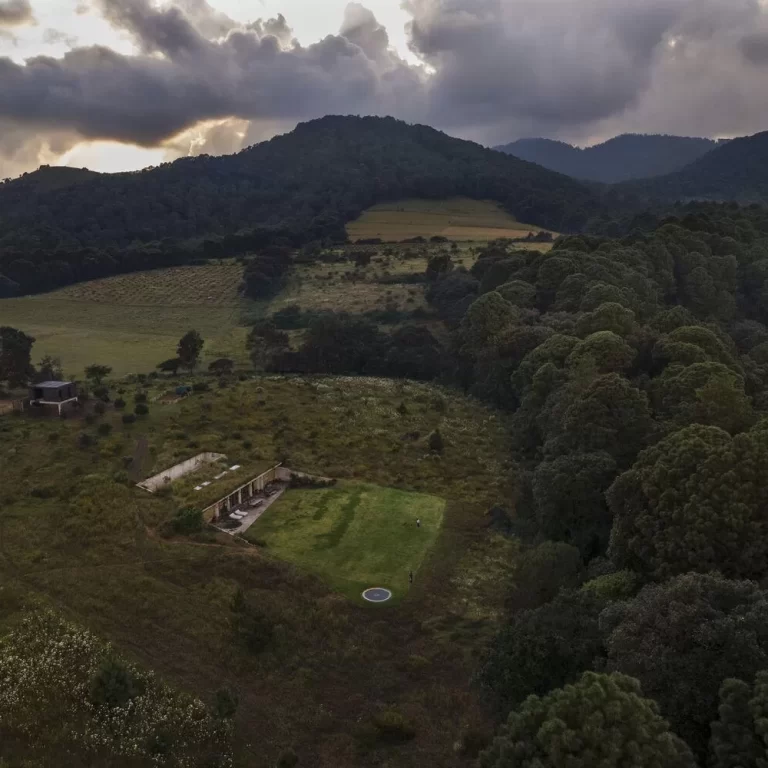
[372,709,416,743]
[134,403,149,416]
[97,423,112,437]
[172,508,203,535]
[113,398,126,410]
[77,432,94,449]
[276,749,299,768]
[134,392,148,404]
[94,401,106,416]
[122,414,136,425]
[89,658,143,708]
[428,429,445,453]
[213,688,239,720]
[47,432,60,443]
[192,382,210,393]
[234,607,274,654]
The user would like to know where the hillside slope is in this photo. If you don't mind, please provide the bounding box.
[496,134,722,183]
[620,131,768,202]
[0,116,600,257]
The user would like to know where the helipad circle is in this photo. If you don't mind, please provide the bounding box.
[362,587,392,603]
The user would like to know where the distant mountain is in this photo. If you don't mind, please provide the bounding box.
[495,134,724,183]
[0,115,603,295]
[619,131,768,203]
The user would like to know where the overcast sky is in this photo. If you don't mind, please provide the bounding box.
[2,0,768,176]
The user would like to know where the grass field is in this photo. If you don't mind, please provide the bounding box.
[0,265,254,378]
[246,483,445,601]
[347,198,557,242]
[0,375,515,767]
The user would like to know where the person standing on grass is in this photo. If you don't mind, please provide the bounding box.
[409,571,414,585]
[416,518,421,528]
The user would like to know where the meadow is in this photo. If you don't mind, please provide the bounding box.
[0,375,515,767]
[0,265,253,378]
[346,198,557,242]
[246,483,445,601]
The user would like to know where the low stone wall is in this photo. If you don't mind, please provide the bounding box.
[138,452,227,493]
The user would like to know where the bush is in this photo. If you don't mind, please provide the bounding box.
[134,403,149,416]
[122,414,136,425]
[47,432,60,443]
[97,423,112,437]
[77,432,94,449]
[113,398,126,410]
[89,658,143,708]
[94,401,106,416]
[134,392,148,404]
[213,688,239,720]
[192,382,210,393]
[234,606,274,654]
[172,508,203,535]
[372,709,416,743]
[428,429,445,453]
[276,749,299,768]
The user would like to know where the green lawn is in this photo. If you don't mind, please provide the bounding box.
[246,482,445,601]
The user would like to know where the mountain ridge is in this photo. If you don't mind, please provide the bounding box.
[495,133,725,183]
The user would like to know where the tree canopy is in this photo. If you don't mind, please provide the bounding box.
[480,672,696,768]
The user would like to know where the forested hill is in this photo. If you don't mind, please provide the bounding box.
[620,130,768,202]
[0,115,600,257]
[496,134,722,183]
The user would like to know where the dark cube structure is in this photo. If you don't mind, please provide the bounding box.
[28,381,79,416]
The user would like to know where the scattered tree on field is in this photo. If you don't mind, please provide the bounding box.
[0,326,35,387]
[35,355,64,383]
[157,358,182,375]
[428,429,444,453]
[177,331,204,372]
[84,364,112,385]
[208,358,235,376]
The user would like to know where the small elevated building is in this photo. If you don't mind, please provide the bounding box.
[28,381,79,416]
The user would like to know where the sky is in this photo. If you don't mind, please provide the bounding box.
[3,0,768,176]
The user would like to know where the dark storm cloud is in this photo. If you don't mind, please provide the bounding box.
[0,0,423,147]
[0,0,33,26]
[4,0,768,175]
[741,32,768,66]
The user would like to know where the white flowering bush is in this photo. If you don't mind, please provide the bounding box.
[0,611,233,767]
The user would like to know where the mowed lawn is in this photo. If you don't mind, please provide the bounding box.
[347,197,557,243]
[246,483,445,601]
[0,265,255,378]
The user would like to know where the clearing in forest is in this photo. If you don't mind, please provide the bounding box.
[0,265,252,378]
[245,482,445,601]
[347,197,557,242]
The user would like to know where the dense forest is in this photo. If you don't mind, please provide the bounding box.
[250,201,768,764]
[496,134,723,184]
[622,130,768,203]
[0,116,602,297]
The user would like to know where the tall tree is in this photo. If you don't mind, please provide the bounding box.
[709,678,763,768]
[177,331,204,372]
[0,326,35,387]
[481,672,696,768]
[34,355,64,383]
[603,573,768,756]
[608,424,768,579]
[84,364,112,385]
